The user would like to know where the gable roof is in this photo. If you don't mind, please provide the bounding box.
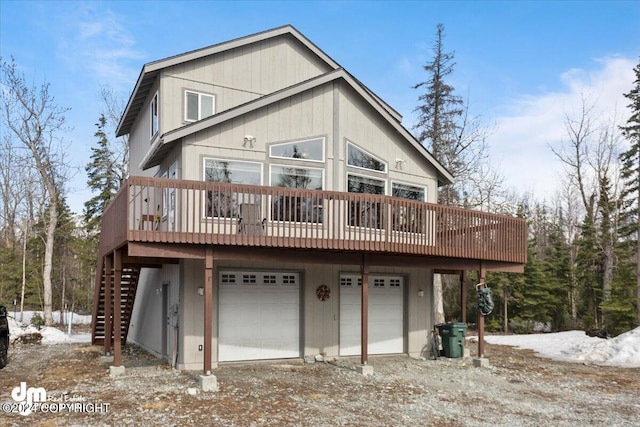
[116,25,401,137]
[140,68,454,186]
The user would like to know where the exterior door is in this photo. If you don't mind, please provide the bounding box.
[218,271,300,361]
[339,274,404,356]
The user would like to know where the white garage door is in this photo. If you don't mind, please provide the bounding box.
[340,274,404,356]
[219,271,300,362]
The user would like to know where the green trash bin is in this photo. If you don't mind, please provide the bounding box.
[437,322,467,358]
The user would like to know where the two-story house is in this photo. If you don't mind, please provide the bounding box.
[91,25,526,374]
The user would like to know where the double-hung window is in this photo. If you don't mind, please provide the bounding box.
[185,91,215,122]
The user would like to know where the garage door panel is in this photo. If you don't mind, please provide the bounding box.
[340,275,404,356]
[219,271,300,362]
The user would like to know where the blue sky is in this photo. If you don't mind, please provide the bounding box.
[1,0,638,214]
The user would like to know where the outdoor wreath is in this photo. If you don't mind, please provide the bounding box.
[316,285,331,301]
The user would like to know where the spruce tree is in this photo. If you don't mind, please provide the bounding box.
[618,58,640,325]
[84,114,122,236]
[413,23,464,205]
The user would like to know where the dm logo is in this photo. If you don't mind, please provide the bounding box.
[11,382,47,416]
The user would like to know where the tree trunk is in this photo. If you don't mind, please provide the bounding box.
[433,273,445,324]
[20,220,28,323]
[43,199,57,326]
[503,287,509,333]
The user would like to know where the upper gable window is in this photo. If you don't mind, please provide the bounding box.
[185,90,215,122]
[269,138,324,162]
[347,141,387,173]
[150,92,159,139]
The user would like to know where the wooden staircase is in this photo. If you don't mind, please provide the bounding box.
[91,259,140,346]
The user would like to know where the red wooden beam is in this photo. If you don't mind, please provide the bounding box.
[113,249,122,366]
[360,254,369,365]
[477,262,486,358]
[104,254,112,356]
[203,246,214,374]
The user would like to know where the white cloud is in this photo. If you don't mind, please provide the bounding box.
[56,6,145,89]
[489,56,635,202]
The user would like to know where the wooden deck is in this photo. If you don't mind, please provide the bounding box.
[98,176,527,264]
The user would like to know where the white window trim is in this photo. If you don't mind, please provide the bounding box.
[391,180,427,202]
[346,140,388,174]
[202,157,264,184]
[150,92,159,140]
[269,137,326,163]
[346,172,387,195]
[185,90,216,122]
[269,164,325,189]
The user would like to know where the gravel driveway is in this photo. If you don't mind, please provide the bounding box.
[0,340,638,426]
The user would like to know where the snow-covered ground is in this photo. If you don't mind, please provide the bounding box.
[7,311,91,345]
[469,327,640,368]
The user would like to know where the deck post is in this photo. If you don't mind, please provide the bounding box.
[461,271,468,324]
[104,254,113,356]
[113,249,122,367]
[204,246,214,374]
[360,254,369,366]
[477,262,486,358]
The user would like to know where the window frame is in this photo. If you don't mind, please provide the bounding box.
[391,181,427,202]
[346,140,388,174]
[346,172,387,196]
[150,92,159,140]
[269,137,326,163]
[269,164,325,224]
[268,164,325,190]
[184,90,215,122]
[202,157,263,220]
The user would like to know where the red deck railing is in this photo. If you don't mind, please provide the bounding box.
[99,177,527,264]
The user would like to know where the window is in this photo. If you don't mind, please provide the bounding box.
[392,182,425,201]
[242,274,257,285]
[391,182,427,233]
[270,138,324,162]
[150,92,158,139]
[270,165,324,223]
[347,141,387,173]
[347,174,386,228]
[263,275,277,285]
[204,159,262,218]
[185,91,215,122]
[348,174,386,195]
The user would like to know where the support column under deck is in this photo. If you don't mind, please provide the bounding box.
[204,246,214,375]
[360,254,369,366]
[104,254,113,356]
[477,262,487,358]
[113,249,122,367]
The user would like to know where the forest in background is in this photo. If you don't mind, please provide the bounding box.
[1,25,638,335]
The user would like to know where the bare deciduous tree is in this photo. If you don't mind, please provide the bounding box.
[1,58,70,325]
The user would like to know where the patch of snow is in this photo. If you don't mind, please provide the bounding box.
[469,327,640,368]
[7,315,91,345]
[8,310,91,325]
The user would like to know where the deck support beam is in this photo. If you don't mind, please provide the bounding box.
[113,249,122,367]
[204,246,214,374]
[461,270,468,324]
[477,262,487,358]
[104,254,113,356]
[360,254,369,366]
